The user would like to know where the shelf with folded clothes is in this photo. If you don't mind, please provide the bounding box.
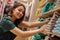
[42,11,60,38]
[42,25,60,37]
[39,7,60,19]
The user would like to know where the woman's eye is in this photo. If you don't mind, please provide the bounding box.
[18,9,22,11]
[18,9,21,11]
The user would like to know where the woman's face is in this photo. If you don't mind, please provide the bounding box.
[13,6,24,19]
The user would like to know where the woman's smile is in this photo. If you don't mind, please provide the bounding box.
[13,6,24,19]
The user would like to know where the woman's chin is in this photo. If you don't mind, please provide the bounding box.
[17,17,21,19]
[16,17,20,19]
[17,16,22,19]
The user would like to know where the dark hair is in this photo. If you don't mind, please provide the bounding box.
[4,2,26,26]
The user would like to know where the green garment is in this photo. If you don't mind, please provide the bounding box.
[0,14,15,40]
[32,1,56,40]
[42,2,55,13]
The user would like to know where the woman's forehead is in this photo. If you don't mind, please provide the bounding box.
[16,6,24,11]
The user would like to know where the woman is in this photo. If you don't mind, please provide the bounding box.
[0,2,49,40]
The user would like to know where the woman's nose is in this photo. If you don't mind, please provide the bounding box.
[20,12,22,14]
[20,12,23,15]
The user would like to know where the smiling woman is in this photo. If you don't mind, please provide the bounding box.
[0,2,50,40]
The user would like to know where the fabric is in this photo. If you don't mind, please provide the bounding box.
[52,16,60,34]
[54,0,60,8]
[52,0,60,34]
[42,2,55,13]
[0,15,15,40]
[45,12,60,32]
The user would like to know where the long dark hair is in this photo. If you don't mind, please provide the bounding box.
[4,2,26,26]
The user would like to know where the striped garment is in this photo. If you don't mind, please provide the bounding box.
[45,11,60,32]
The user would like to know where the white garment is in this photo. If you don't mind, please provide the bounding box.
[54,0,60,8]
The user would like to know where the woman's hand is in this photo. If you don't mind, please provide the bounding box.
[44,17,51,24]
[40,24,47,32]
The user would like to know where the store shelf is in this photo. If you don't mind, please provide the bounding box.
[39,7,60,18]
[43,31,60,37]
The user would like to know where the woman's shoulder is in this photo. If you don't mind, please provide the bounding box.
[2,15,11,21]
[1,14,13,25]
[0,15,15,32]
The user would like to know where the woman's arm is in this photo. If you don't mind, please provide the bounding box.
[10,25,46,38]
[18,18,50,28]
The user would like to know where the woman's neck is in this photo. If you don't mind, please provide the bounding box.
[9,16,16,22]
